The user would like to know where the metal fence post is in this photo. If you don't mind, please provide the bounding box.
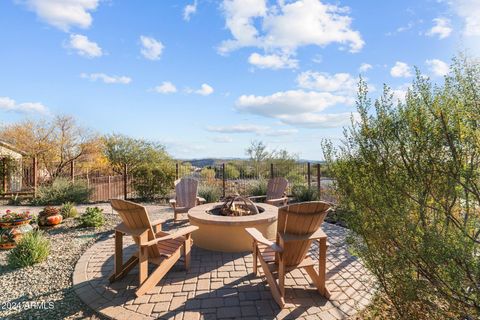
[222,163,226,198]
[2,158,7,193]
[317,163,321,197]
[270,163,274,179]
[70,160,75,182]
[123,163,128,200]
[33,156,38,197]
[307,162,311,189]
[175,163,179,180]
[108,176,112,200]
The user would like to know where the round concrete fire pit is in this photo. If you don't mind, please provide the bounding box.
[188,202,278,252]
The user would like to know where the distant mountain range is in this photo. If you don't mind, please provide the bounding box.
[178,158,325,168]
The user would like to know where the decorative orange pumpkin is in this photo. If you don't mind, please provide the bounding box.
[46,215,63,225]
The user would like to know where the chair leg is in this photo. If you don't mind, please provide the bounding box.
[258,253,285,308]
[109,255,139,282]
[184,235,192,270]
[252,241,258,276]
[136,251,180,297]
[278,257,285,297]
[304,265,330,298]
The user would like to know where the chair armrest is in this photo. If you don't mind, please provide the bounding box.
[169,199,176,207]
[278,228,327,242]
[266,197,288,205]
[245,228,283,252]
[141,226,199,247]
[151,219,163,233]
[248,195,267,202]
[115,223,150,237]
[197,197,206,204]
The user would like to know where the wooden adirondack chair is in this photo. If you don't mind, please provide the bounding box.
[169,177,205,220]
[110,199,198,297]
[249,177,289,206]
[246,201,331,308]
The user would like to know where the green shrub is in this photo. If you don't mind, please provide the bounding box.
[247,179,268,197]
[32,178,91,205]
[198,185,222,203]
[132,164,175,200]
[7,194,22,206]
[323,57,480,318]
[60,202,78,218]
[7,230,50,268]
[78,207,104,227]
[291,185,319,202]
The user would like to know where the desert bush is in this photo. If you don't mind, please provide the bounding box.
[78,207,104,227]
[7,230,50,268]
[247,179,268,197]
[60,202,78,218]
[32,178,91,205]
[132,164,175,200]
[200,168,216,181]
[291,185,319,202]
[198,185,222,203]
[323,56,480,319]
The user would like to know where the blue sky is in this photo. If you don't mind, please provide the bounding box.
[0,0,479,160]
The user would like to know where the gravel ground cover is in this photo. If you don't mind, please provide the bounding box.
[0,206,121,320]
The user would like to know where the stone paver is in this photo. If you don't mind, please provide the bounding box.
[73,213,375,320]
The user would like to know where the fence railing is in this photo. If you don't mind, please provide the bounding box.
[1,159,337,203]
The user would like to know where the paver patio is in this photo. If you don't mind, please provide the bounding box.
[73,218,375,320]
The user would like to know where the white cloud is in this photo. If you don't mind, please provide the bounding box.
[359,63,372,72]
[140,36,164,60]
[153,81,177,94]
[236,90,353,117]
[449,0,480,36]
[278,112,358,128]
[426,18,452,39]
[391,83,412,103]
[296,71,356,94]
[80,73,131,84]
[426,59,449,77]
[248,52,298,69]
[0,96,48,114]
[183,1,197,21]
[67,34,102,58]
[264,128,298,136]
[19,0,99,31]
[195,83,214,96]
[390,61,412,78]
[212,136,233,143]
[207,124,268,133]
[219,0,364,65]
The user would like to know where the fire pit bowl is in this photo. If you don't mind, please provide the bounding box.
[188,202,278,252]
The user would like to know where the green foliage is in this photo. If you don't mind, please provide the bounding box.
[32,178,91,205]
[60,202,78,218]
[7,230,50,268]
[7,194,22,206]
[285,172,304,184]
[78,207,105,227]
[224,163,240,179]
[198,184,222,203]
[200,168,216,180]
[291,185,319,202]
[323,56,480,318]
[103,134,172,173]
[247,179,268,197]
[132,164,175,200]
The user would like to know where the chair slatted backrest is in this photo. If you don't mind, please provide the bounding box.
[276,201,330,267]
[267,177,288,200]
[111,199,160,258]
[175,177,199,209]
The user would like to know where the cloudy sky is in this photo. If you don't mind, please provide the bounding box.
[0,0,478,159]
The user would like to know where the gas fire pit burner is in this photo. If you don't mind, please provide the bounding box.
[211,196,260,216]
